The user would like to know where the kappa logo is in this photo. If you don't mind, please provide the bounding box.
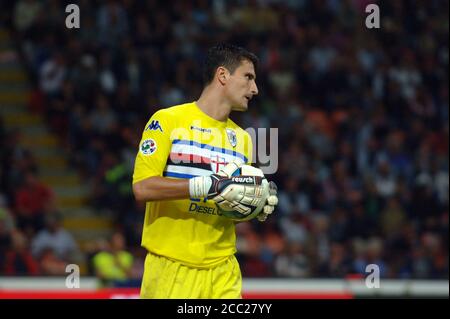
[140,139,157,155]
[232,176,254,183]
[145,120,163,132]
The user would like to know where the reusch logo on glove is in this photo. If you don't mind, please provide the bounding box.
[232,176,254,183]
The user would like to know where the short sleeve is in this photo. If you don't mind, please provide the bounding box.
[132,110,173,183]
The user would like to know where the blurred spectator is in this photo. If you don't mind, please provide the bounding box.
[410,175,442,228]
[380,196,407,239]
[318,242,352,277]
[4,230,39,276]
[39,52,66,96]
[91,231,136,286]
[277,177,308,216]
[280,213,309,245]
[0,195,15,233]
[88,94,118,136]
[0,197,15,272]
[38,247,68,276]
[14,170,55,235]
[97,1,129,48]
[1,129,38,203]
[373,160,397,198]
[275,242,310,277]
[13,0,42,32]
[31,213,81,264]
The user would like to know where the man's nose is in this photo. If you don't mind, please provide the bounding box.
[251,82,258,95]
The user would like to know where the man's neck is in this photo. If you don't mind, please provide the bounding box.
[196,86,231,122]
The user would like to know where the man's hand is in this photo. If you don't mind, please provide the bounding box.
[257,181,278,222]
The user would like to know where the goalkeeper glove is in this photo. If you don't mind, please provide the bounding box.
[189,161,267,215]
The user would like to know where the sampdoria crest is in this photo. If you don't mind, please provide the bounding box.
[226,128,237,148]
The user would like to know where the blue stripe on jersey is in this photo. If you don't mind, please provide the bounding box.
[172,139,247,162]
[163,171,197,179]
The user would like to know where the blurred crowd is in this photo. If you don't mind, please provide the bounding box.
[0,0,448,281]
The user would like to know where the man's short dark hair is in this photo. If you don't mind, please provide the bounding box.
[203,44,259,85]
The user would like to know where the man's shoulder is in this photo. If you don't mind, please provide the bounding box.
[152,102,195,119]
[145,103,194,132]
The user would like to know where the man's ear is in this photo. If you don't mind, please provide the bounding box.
[216,66,229,85]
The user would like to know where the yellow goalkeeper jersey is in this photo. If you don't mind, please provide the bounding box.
[133,102,253,268]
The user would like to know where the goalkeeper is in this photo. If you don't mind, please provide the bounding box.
[132,44,278,299]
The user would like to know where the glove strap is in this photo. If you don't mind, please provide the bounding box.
[189,176,212,198]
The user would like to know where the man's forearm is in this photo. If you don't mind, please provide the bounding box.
[132,176,190,202]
